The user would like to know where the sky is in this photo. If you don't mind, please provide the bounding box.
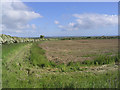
[1,0,118,37]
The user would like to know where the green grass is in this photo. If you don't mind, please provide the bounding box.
[35,71,119,88]
[3,69,118,88]
[81,55,119,66]
[2,43,29,60]
[30,43,52,67]
[46,55,119,72]
[2,42,119,88]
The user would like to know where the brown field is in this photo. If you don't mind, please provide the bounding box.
[39,39,118,64]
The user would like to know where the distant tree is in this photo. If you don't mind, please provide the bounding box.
[40,35,44,39]
[101,36,106,39]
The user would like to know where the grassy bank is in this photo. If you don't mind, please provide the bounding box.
[2,43,30,62]
[2,43,29,57]
[2,43,33,88]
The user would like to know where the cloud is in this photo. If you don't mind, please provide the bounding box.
[54,20,59,24]
[2,0,42,33]
[15,30,22,33]
[31,24,36,29]
[58,13,117,31]
[68,22,75,27]
[58,25,64,28]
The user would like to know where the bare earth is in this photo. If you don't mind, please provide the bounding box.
[39,39,118,64]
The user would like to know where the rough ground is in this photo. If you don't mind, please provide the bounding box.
[2,41,119,88]
[3,41,118,75]
[39,39,118,64]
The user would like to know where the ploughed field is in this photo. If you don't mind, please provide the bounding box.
[39,39,118,64]
[2,39,119,88]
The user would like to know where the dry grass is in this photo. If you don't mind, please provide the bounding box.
[39,39,118,64]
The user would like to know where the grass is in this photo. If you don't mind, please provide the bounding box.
[52,54,119,72]
[2,43,29,60]
[34,71,119,88]
[30,43,49,67]
[12,70,118,88]
[2,41,119,88]
[30,43,56,68]
[30,42,119,73]
[3,66,119,88]
[81,55,119,66]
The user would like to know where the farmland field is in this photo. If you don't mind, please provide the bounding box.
[39,39,118,64]
[2,39,119,88]
[1,1,119,89]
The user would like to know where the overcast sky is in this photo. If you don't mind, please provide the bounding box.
[1,0,118,37]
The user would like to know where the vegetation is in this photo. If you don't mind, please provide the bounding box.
[0,34,118,44]
[2,43,29,62]
[40,35,44,39]
[27,42,119,72]
[2,34,119,88]
[30,43,50,67]
[81,55,119,66]
[60,36,118,40]
[2,43,119,88]
[0,34,48,44]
